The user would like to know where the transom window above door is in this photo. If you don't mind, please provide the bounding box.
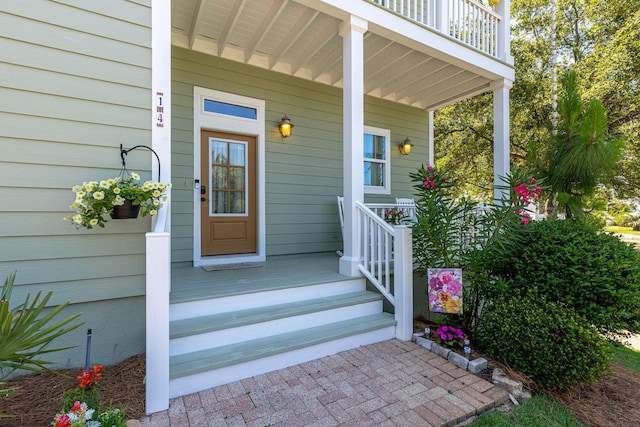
[364,126,391,194]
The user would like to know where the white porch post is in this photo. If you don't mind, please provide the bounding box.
[146,0,171,414]
[339,15,368,277]
[496,0,513,64]
[393,226,413,341]
[491,79,512,202]
[427,110,434,166]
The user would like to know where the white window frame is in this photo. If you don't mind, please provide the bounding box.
[364,125,391,195]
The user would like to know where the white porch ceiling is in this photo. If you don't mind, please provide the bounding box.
[171,0,504,110]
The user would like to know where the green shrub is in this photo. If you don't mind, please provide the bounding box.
[476,294,611,390]
[489,219,640,336]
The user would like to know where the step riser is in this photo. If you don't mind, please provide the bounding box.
[169,300,383,356]
[168,325,396,398]
[170,278,366,321]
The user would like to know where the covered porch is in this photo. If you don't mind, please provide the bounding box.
[146,0,515,414]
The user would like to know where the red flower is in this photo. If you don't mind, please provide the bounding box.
[76,365,104,388]
[55,414,71,427]
[71,401,82,413]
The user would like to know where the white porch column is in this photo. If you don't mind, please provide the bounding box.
[427,110,434,166]
[146,0,171,415]
[339,15,368,277]
[496,0,513,64]
[491,79,512,202]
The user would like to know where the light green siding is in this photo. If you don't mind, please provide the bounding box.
[0,1,152,367]
[171,47,429,261]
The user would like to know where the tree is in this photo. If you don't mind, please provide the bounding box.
[539,70,623,218]
[434,0,639,209]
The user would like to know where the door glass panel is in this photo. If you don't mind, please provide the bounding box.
[229,167,245,190]
[229,143,246,166]
[230,192,246,214]
[212,166,228,190]
[211,141,228,164]
[211,191,228,215]
[209,139,248,215]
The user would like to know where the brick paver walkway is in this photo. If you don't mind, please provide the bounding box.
[135,340,508,427]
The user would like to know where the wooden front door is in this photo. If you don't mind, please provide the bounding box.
[200,130,257,256]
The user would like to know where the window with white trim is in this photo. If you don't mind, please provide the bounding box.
[364,126,391,194]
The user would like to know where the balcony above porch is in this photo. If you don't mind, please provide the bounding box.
[171,0,514,111]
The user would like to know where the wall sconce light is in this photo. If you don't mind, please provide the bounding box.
[279,115,294,138]
[398,137,413,155]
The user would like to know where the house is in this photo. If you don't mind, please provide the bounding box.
[0,0,513,414]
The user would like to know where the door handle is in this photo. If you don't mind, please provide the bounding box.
[201,197,207,202]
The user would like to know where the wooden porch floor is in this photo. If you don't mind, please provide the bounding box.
[170,252,348,304]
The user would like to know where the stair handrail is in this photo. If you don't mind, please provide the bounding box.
[354,201,413,341]
[355,201,396,305]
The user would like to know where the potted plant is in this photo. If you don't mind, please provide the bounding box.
[65,172,170,229]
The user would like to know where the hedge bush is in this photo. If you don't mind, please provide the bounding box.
[489,219,640,336]
[476,294,611,390]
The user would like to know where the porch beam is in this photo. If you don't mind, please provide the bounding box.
[188,0,207,49]
[218,0,249,57]
[339,14,367,277]
[491,78,512,202]
[269,9,320,70]
[244,0,289,63]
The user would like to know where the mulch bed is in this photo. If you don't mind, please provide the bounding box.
[1,351,639,427]
[0,354,145,427]
[550,363,640,427]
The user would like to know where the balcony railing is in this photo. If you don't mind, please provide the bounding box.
[368,0,502,57]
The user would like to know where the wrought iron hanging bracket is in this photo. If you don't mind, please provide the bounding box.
[119,143,161,182]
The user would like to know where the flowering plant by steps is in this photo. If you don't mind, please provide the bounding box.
[434,325,466,349]
[384,206,409,225]
[53,365,126,427]
[64,172,171,229]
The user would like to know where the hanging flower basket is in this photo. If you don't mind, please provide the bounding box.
[65,172,170,229]
[110,199,141,219]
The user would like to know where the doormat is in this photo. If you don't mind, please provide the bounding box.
[201,263,263,272]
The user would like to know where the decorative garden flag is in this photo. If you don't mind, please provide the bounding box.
[427,268,463,314]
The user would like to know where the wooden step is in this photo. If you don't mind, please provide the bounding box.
[169,277,366,321]
[169,312,396,380]
[170,291,382,339]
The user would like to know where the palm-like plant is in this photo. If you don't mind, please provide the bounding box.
[0,272,83,417]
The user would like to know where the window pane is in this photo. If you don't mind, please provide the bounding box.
[204,100,257,119]
[229,167,245,190]
[230,191,246,214]
[364,133,385,160]
[212,166,228,190]
[211,141,228,165]
[211,191,228,214]
[229,143,246,166]
[364,162,385,187]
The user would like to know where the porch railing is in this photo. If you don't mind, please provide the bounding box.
[355,201,413,340]
[145,203,171,413]
[368,0,501,57]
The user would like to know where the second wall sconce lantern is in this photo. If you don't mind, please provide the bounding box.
[279,115,294,138]
[398,137,413,155]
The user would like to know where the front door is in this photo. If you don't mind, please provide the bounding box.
[200,130,257,256]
